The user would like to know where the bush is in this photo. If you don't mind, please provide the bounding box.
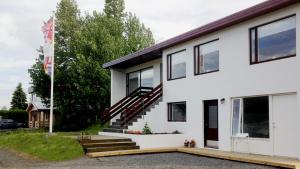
[142,123,152,134]
[0,110,28,124]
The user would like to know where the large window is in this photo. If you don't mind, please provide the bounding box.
[194,40,219,74]
[168,102,186,122]
[232,96,269,138]
[250,15,296,64]
[126,67,154,95]
[167,50,186,80]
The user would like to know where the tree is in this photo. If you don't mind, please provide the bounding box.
[104,0,125,19]
[10,83,27,110]
[1,106,7,110]
[124,12,155,54]
[29,0,155,131]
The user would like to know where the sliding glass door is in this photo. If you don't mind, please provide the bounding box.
[127,67,154,95]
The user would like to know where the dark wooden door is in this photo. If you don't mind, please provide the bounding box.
[204,100,219,146]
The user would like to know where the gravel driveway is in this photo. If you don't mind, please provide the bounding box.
[0,150,282,169]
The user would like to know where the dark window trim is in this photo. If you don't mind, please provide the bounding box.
[249,14,296,65]
[167,49,186,81]
[126,66,154,96]
[194,39,220,75]
[167,101,187,122]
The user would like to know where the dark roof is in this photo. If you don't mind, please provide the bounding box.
[103,0,299,69]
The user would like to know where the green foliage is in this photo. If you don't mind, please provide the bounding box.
[104,0,125,19]
[124,12,155,54]
[0,132,84,161]
[142,122,152,134]
[0,110,28,123]
[28,0,155,131]
[10,83,27,110]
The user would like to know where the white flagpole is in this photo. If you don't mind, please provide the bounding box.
[49,12,55,134]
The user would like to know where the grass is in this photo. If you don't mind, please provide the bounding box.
[0,132,84,161]
[0,123,107,161]
[57,123,108,136]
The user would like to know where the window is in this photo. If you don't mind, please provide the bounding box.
[167,50,186,80]
[194,40,219,74]
[168,102,186,122]
[126,67,154,95]
[250,15,296,64]
[231,96,269,138]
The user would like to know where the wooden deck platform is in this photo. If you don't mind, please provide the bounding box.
[87,147,300,169]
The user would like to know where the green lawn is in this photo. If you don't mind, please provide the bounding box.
[0,123,107,161]
[0,132,84,161]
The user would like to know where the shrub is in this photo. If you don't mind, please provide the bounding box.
[142,123,152,134]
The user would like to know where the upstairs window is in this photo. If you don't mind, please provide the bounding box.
[167,50,186,80]
[194,40,219,75]
[250,15,296,64]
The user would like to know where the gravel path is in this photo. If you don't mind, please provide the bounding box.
[0,150,282,169]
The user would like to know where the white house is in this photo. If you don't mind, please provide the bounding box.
[99,0,300,159]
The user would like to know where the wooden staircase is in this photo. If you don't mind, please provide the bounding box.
[80,138,139,153]
[101,83,163,133]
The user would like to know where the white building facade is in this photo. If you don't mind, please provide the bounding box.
[102,0,300,159]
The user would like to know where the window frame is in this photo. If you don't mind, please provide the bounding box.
[126,66,154,95]
[249,14,296,65]
[167,101,187,122]
[231,96,270,139]
[167,49,186,81]
[194,39,220,75]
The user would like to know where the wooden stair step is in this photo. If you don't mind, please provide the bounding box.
[86,145,140,153]
[82,142,136,148]
[79,138,132,144]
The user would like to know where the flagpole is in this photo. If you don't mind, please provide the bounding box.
[49,12,55,134]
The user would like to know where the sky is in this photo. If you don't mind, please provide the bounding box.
[0,0,265,109]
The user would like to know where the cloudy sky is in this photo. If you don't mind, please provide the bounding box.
[0,0,265,109]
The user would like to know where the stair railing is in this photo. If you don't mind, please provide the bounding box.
[119,83,162,125]
[100,84,159,125]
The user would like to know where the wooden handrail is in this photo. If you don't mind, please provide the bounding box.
[100,84,161,125]
[120,84,162,125]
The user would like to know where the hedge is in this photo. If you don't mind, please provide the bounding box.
[0,110,28,124]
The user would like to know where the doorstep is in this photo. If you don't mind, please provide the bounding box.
[87,147,300,169]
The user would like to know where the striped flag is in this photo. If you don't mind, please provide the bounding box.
[42,17,54,75]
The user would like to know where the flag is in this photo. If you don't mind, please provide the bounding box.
[42,17,54,75]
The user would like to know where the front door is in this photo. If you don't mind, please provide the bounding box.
[204,100,219,148]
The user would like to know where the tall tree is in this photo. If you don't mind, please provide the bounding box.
[29,0,155,131]
[124,12,155,54]
[10,83,27,110]
[104,0,125,19]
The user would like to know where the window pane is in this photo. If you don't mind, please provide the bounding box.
[250,29,256,63]
[199,41,219,73]
[128,71,140,94]
[171,51,186,79]
[257,16,296,61]
[243,96,269,138]
[141,68,154,88]
[170,102,186,121]
[208,105,218,128]
[232,99,241,136]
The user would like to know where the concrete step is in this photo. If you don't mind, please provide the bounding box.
[86,145,140,153]
[103,128,124,133]
[108,125,128,129]
[82,142,136,148]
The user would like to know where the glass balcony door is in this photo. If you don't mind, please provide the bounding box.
[127,67,154,95]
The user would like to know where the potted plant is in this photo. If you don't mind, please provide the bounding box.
[184,139,189,147]
[190,139,196,148]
